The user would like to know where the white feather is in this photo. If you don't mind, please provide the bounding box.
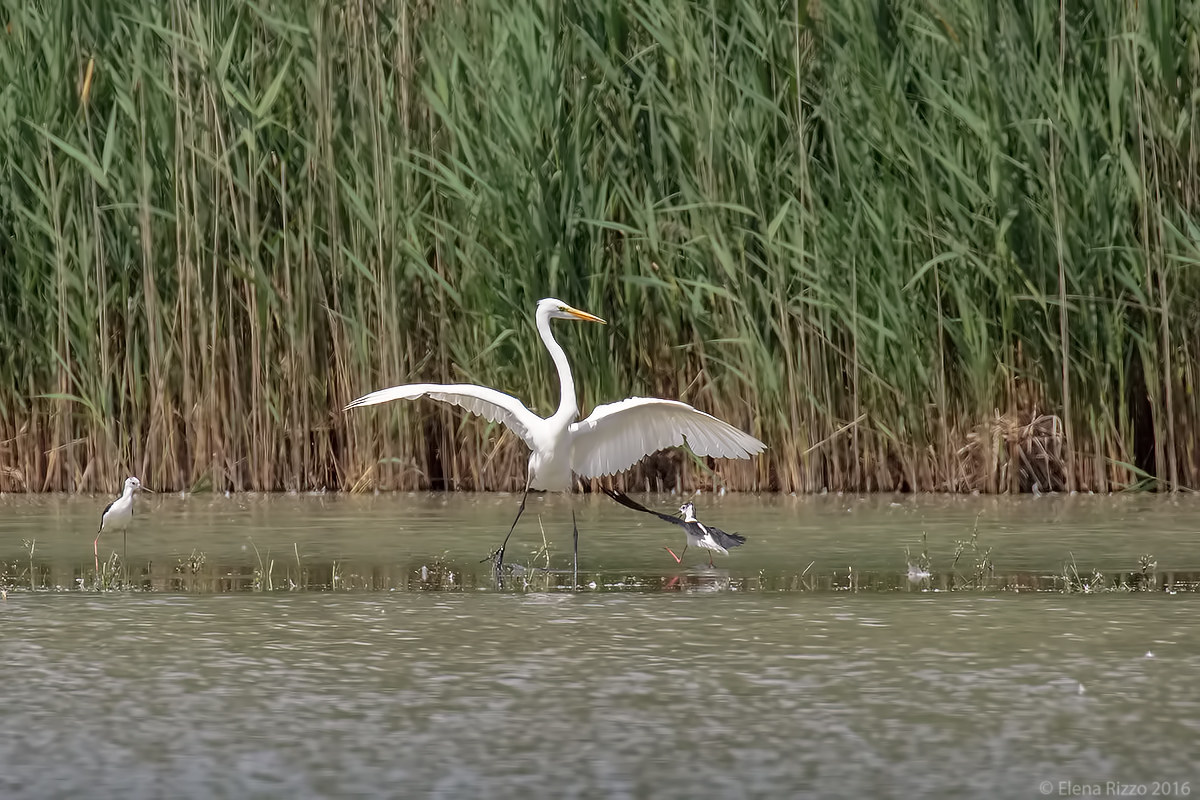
[346,299,765,497]
[345,383,541,449]
[568,397,766,478]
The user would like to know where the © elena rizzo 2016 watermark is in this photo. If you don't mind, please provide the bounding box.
[1040,782,1190,796]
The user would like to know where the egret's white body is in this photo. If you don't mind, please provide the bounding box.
[346,298,765,575]
[94,476,146,573]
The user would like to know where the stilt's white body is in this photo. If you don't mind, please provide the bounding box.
[95,476,145,573]
[101,491,135,534]
[679,502,730,556]
[98,477,140,538]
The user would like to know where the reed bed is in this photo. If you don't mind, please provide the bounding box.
[1,0,1198,493]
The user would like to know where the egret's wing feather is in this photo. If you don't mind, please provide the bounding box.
[345,383,540,448]
[570,397,765,478]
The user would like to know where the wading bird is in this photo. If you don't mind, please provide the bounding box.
[602,488,746,567]
[94,476,150,575]
[345,297,765,582]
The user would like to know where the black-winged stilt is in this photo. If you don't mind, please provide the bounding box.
[602,488,746,567]
[94,476,150,576]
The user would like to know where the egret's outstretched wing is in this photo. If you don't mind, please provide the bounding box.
[569,397,765,478]
[345,383,541,449]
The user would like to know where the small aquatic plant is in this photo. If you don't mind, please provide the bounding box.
[1060,554,1106,594]
[175,550,207,575]
[946,514,994,590]
[902,517,995,591]
[414,551,463,591]
[1057,552,1162,594]
[168,550,208,592]
[94,552,123,591]
[834,565,859,592]
[905,532,933,583]
[1134,554,1158,587]
[22,539,36,591]
[248,538,275,592]
[1119,554,1158,592]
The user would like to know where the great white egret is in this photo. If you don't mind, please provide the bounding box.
[95,476,150,575]
[345,297,765,579]
[602,487,746,566]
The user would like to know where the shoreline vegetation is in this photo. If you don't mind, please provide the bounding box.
[2,1,1198,494]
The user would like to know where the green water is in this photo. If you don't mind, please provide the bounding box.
[1,493,1198,797]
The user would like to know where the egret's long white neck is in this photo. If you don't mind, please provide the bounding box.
[536,309,578,422]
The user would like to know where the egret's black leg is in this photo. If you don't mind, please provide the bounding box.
[572,509,579,588]
[123,530,128,587]
[489,478,531,576]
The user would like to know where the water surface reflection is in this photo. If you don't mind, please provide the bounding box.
[2,492,1199,593]
[2,493,1198,797]
[1,592,1195,798]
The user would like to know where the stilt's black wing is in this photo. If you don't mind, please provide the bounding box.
[600,488,685,528]
[603,488,748,549]
[706,526,747,551]
[97,499,115,533]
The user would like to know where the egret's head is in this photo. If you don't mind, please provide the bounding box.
[678,502,697,520]
[125,476,146,493]
[537,297,606,325]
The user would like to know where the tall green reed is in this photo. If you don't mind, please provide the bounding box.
[0,0,1197,493]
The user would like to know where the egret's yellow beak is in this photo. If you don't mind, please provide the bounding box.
[564,305,607,324]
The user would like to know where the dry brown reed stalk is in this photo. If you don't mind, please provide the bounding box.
[1,0,1199,494]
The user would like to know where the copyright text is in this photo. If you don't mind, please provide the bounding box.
[1039,782,1190,797]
